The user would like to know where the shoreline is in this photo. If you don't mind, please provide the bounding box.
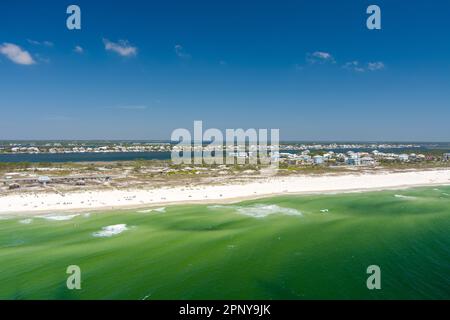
[1,168,449,216]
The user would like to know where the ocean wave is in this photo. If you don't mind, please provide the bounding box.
[137,207,166,213]
[209,204,302,218]
[207,205,228,210]
[38,214,80,221]
[92,224,128,237]
[236,204,302,218]
[394,194,417,200]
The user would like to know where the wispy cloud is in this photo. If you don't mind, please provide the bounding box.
[74,45,84,54]
[294,51,335,70]
[307,51,335,64]
[343,60,385,72]
[103,39,137,57]
[296,52,384,73]
[27,39,54,47]
[367,61,385,71]
[343,61,365,72]
[174,44,191,59]
[0,43,35,65]
[35,53,50,64]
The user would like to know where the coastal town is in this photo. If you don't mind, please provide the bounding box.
[0,141,428,154]
[1,140,449,194]
[278,149,450,166]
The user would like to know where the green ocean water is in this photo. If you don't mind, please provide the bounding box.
[0,186,449,300]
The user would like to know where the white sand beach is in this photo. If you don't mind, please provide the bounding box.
[1,169,449,215]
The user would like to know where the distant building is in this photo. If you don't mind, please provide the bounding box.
[38,176,51,185]
[360,156,375,166]
[228,152,248,158]
[444,153,450,161]
[299,154,311,162]
[313,155,324,165]
[398,154,409,162]
[417,154,426,160]
[346,157,360,166]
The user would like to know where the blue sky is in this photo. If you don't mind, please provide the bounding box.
[0,0,449,141]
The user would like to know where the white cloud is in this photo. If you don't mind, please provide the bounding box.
[367,61,385,71]
[343,61,365,72]
[174,44,191,59]
[307,51,335,64]
[74,45,84,54]
[27,39,54,47]
[103,38,137,57]
[343,61,385,72]
[27,39,40,45]
[0,43,35,65]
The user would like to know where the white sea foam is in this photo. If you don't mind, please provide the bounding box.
[236,204,302,218]
[209,204,302,218]
[19,218,33,224]
[394,194,417,200]
[141,294,152,300]
[207,205,228,210]
[39,214,80,221]
[137,207,166,213]
[93,224,128,237]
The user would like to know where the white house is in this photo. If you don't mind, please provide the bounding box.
[38,176,51,185]
[313,155,324,164]
[360,156,375,166]
[346,157,360,166]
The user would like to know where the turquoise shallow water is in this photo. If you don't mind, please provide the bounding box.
[0,186,449,299]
